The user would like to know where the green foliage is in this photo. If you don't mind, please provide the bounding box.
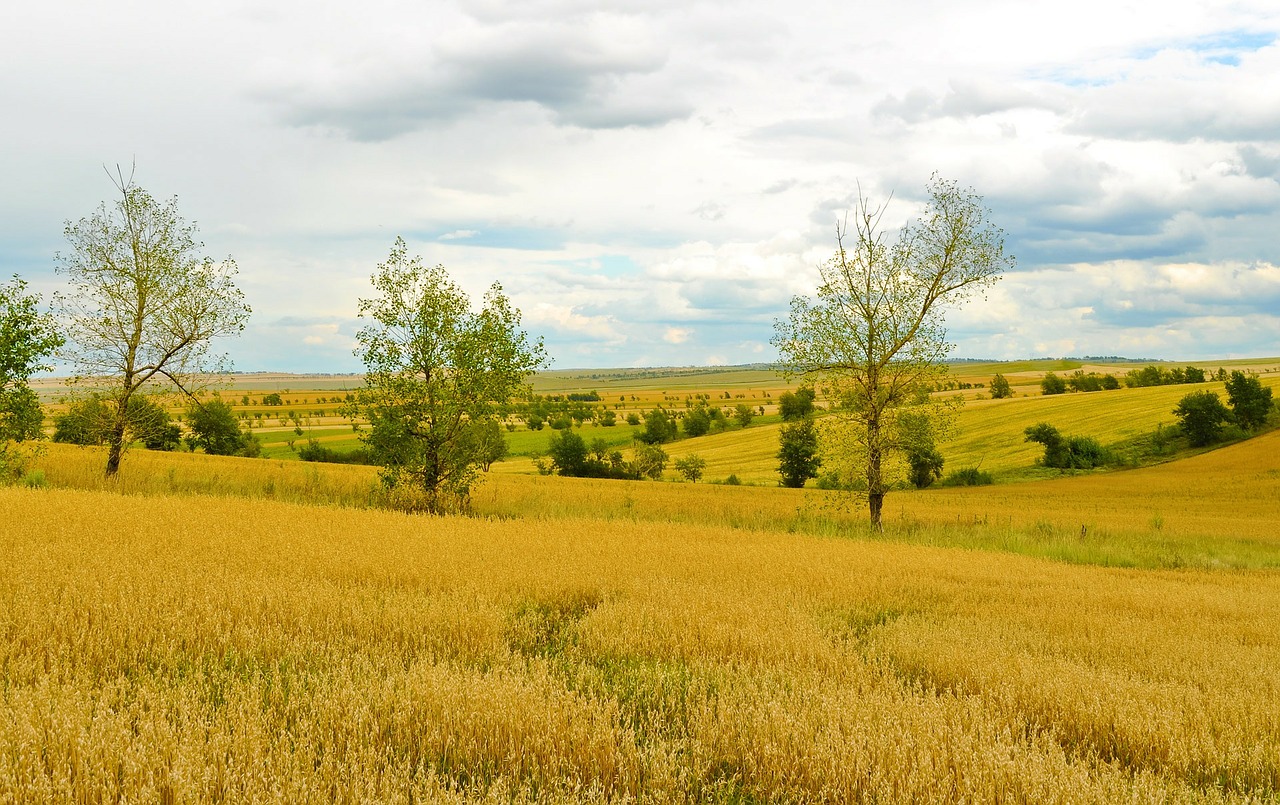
[682,406,711,437]
[778,387,816,420]
[1225,371,1273,430]
[1,275,63,443]
[186,399,256,456]
[631,443,668,480]
[773,176,1011,526]
[1173,391,1232,447]
[625,412,641,426]
[1124,365,1208,388]
[297,439,374,465]
[352,238,547,513]
[1040,373,1066,395]
[777,416,821,488]
[673,454,706,483]
[262,393,283,406]
[56,171,250,476]
[733,403,755,428]
[989,373,1012,399]
[1023,422,1110,469]
[54,394,178,451]
[906,446,944,489]
[637,409,678,445]
[937,467,995,486]
[1066,371,1119,393]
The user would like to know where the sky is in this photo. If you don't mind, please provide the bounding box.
[2,0,1279,372]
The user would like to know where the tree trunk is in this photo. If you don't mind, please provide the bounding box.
[105,428,124,477]
[866,416,884,531]
[869,491,884,531]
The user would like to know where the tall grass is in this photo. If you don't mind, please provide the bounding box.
[2,484,1277,801]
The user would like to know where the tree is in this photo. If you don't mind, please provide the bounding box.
[682,406,711,437]
[1,275,63,445]
[733,402,755,428]
[186,398,257,456]
[778,387,816,420]
[899,409,944,488]
[1173,391,1231,447]
[632,442,668,480]
[56,168,250,476]
[772,176,1012,526]
[777,415,821,488]
[352,237,547,513]
[673,454,706,482]
[989,373,1012,399]
[1225,371,1273,430]
[637,408,678,444]
[547,429,589,477]
[1040,372,1066,395]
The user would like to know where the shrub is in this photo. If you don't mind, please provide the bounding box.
[1024,422,1110,469]
[682,407,711,437]
[989,373,1012,399]
[938,467,994,486]
[1173,390,1231,447]
[1040,373,1066,395]
[637,409,678,445]
[1225,371,1273,430]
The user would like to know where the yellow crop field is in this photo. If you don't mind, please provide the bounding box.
[3,482,1278,802]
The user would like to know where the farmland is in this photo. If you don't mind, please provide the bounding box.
[4,359,1280,802]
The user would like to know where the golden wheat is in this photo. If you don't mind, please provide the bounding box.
[2,482,1278,801]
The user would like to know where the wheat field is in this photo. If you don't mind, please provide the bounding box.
[2,481,1278,802]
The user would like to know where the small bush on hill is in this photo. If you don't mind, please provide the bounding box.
[938,467,994,486]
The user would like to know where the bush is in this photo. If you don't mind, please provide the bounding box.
[682,407,711,437]
[989,373,1012,399]
[1040,373,1066,395]
[1024,422,1110,469]
[938,467,994,486]
[778,387,816,420]
[1225,371,1273,430]
[297,439,374,465]
[1173,390,1231,447]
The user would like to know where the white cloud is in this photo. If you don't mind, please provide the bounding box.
[3,0,1280,370]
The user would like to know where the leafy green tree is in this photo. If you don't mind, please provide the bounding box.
[1040,373,1066,395]
[351,237,547,513]
[673,454,707,482]
[989,373,1012,399]
[632,443,668,480]
[637,408,678,444]
[777,416,821,488]
[778,387,816,420]
[682,406,711,437]
[186,398,256,456]
[547,429,589,477]
[733,403,755,428]
[465,418,508,471]
[262,393,283,406]
[1173,391,1232,447]
[773,176,1011,526]
[1225,371,1273,430]
[1,275,63,447]
[56,169,250,476]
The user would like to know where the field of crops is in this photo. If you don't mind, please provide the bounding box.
[6,360,1279,801]
[3,477,1278,802]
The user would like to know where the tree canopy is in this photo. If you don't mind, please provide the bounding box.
[352,237,547,513]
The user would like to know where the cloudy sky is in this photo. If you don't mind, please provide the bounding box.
[3,0,1278,371]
